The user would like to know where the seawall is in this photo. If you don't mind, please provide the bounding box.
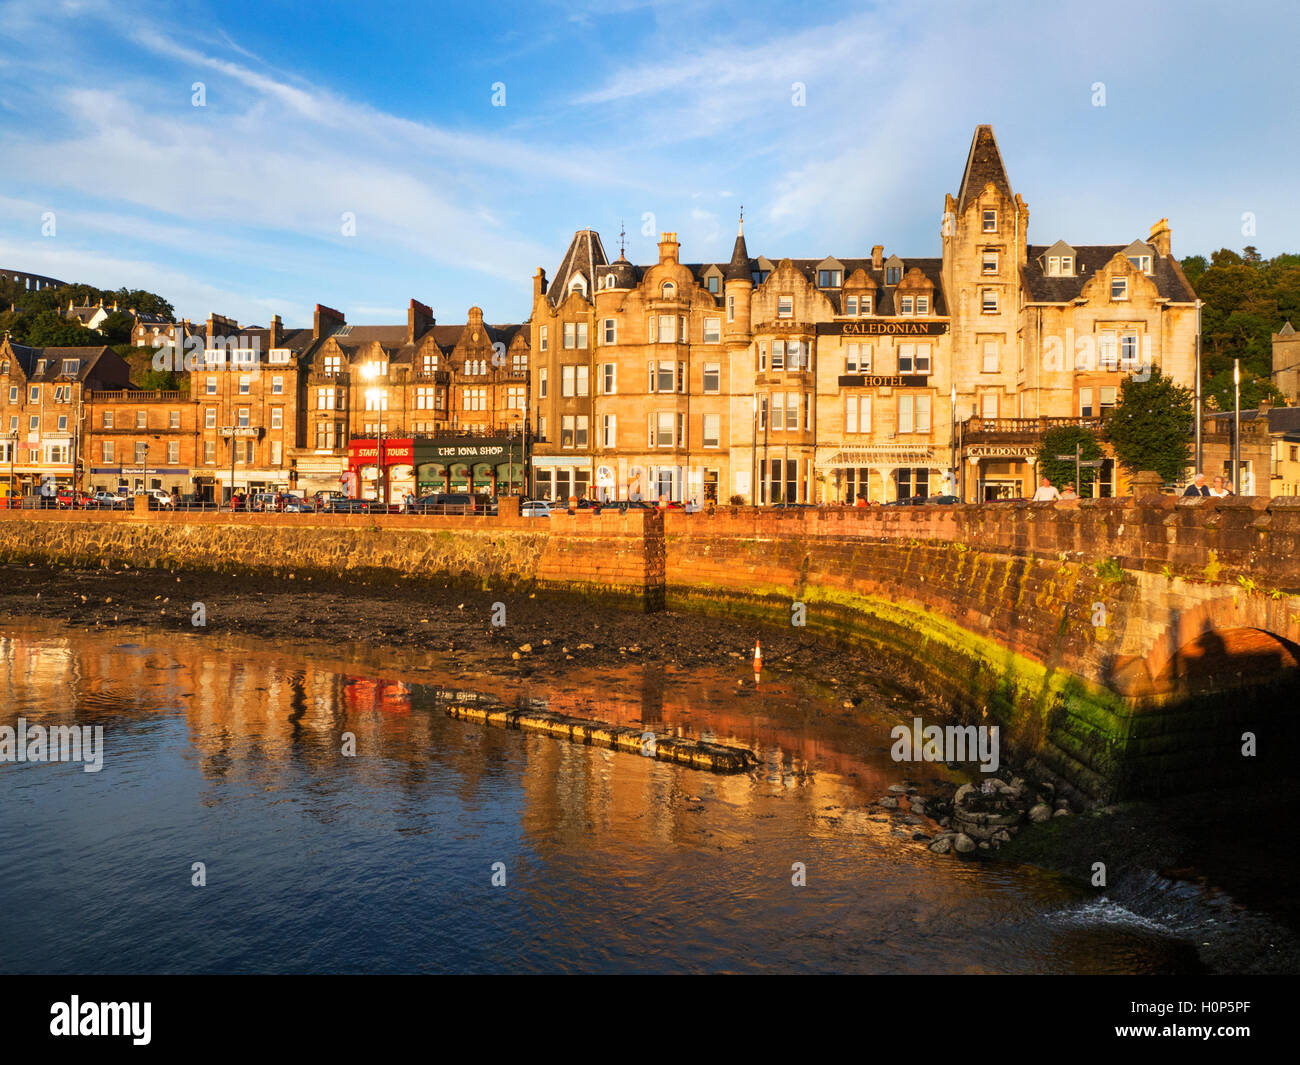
[3,497,1298,800]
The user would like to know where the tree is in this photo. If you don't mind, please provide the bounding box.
[1103,368,1194,483]
[1037,425,1104,494]
[23,310,105,348]
[99,310,135,344]
[1203,365,1284,413]
[1180,254,1208,286]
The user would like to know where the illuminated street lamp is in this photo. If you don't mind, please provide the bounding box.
[1233,358,1241,495]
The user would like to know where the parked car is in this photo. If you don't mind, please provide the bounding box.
[322,497,371,514]
[90,492,129,509]
[521,500,551,518]
[134,488,175,509]
[414,492,477,515]
[281,496,315,513]
[916,494,960,505]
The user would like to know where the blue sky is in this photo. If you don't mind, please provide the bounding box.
[1,0,1297,329]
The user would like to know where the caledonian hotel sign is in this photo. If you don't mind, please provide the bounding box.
[816,321,950,337]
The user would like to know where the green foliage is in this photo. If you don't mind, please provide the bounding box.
[1036,425,1103,493]
[1103,368,1194,482]
[1093,558,1126,584]
[22,310,105,347]
[99,310,135,344]
[1190,247,1300,409]
[0,277,175,339]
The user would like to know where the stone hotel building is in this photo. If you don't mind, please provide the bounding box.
[529,125,1200,503]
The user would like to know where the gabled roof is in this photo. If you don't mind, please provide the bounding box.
[1021,245,1197,304]
[1280,321,1296,336]
[1042,239,1076,257]
[957,124,1014,214]
[5,343,117,382]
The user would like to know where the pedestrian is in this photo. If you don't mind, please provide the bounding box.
[1032,476,1060,502]
[854,492,867,508]
[1059,482,1078,500]
[1183,473,1210,497]
[1210,475,1232,498]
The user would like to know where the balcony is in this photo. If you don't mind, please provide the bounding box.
[88,390,186,401]
[961,415,1103,442]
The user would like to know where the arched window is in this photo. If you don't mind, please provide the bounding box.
[662,281,676,299]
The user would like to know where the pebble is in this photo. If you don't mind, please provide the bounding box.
[953,833,976,854]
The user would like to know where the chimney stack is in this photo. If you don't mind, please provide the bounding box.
[1149,218,1172,258]
[871,245,884,270]
[407,299,435,345]
[534,267,548,299]
[313,303,346,340]
[658,232,680,264]
[269,314,283,349]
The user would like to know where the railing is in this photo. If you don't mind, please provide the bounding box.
[87,390,186,401]
[961,416,1104,435]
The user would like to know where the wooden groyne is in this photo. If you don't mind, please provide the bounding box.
[438,690,757,773]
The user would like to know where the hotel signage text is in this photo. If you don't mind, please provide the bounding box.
[838,375,930,388]
[817,321,949,337]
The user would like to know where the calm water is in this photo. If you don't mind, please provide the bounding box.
[0,621,1207,974]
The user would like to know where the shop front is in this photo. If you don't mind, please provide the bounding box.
[417,437,525,497]
[348,438,414,502]
[91,466,189,497]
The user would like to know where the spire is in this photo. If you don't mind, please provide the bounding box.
[725,208,750,281]
[957,124,1013,214]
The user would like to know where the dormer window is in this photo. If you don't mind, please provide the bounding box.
[661,281,676,299]
[845,296,857,315]
[602,274,615,290]
[982,210,997,233]
[752,270,770,284]
[36,359,47,374]
[861,296,872,315]
[885,267,901,285]
[569,273,588,296]
[916,296,929,315]
[707,275,719,294]
[62,359,80,375]
[818,269,842,288]
[1127,254,1152,273]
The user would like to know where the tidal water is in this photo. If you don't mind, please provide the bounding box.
[0,621,1225,974]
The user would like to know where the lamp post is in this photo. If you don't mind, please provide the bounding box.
[1233,358,1241,495]
[362,362,386,505]
[7,430,16,507]
[1194,297,1204,472]
[750,394,758,506]
[949,380,957,497]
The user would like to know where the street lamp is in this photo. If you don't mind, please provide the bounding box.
[1233,358,1241,495]
[362,362,386,505]
[949,380,957,497]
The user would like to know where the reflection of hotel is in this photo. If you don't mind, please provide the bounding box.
[528,125,1200,503]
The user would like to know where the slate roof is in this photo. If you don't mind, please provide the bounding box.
[957,125,1014,214]
[5,343,116,382]
[548,229,609,306]
[1022,245,1197,304]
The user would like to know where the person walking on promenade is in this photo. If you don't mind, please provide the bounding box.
[1032,476,1060,502]
[1210,475,1232,498]
[1183,473,1211,497]
[1059,482,1078,500]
